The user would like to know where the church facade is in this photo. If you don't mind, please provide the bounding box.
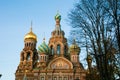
[15,13,86,80]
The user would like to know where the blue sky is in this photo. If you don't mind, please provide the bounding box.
[0,0,86,80]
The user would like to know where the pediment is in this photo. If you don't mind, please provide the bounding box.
[48,57,73,69]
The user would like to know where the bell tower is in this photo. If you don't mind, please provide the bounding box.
[48,12,68,58]
[16,23,38,73]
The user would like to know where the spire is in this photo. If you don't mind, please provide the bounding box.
[43,37,45,42]
[57,10,59,15]
[57,10,59,13]
[30,21,33,32]
[24,21,37,42]
[43,32,45,42]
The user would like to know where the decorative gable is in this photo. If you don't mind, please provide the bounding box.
[48,57,73,69]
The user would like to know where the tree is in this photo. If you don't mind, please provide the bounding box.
[104,0,120,51]
[0,74,2,78]
[68,0,120,80]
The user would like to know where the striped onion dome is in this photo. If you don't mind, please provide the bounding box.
[38,38,51,54]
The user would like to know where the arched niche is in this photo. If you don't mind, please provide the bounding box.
[26,50,33,61]
[20,51,26,61]
[49,43,55,55]
[57,44,61,55]
[50,45,54,55]
[55,41,64,55]
[48,57,73,69]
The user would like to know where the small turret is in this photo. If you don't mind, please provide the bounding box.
[69,39,81,55]
[69,39,81,63]
[38,38,50,63]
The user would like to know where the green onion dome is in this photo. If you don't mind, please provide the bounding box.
[38,38,51,54]
[55,12,61,21]
[69,39,81,55]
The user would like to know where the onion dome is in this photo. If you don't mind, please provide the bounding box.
[55,12,61,21]
[24,27,37,42]
[69,39,81,55]
[38,38,51,54]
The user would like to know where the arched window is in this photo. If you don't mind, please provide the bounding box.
[59,77,62,80]
[40,56,43,61]
[27,43,28,47]
[45,56,46,61]
[43,56,44,61]
[29,43,31,47]
[57,44,60,55]
[31,43,33,46]
[27,53,30,61]
[64,77,67,80]
[51,46,54,55]
[41,77,44,80]
[54,77,57,80]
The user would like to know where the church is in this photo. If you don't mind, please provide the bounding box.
[15,13,86,80]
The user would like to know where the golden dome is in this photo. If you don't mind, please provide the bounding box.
[69,39,81,54]
[24,27,37,41]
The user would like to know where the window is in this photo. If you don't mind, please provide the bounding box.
[29,43,31,46]
[51,46,54,54]
[59,77,62,80]
[64,77,67,80]
[27,43,28,47]
[27,53,30,61]
[57,44,60,55]
[44,56,47,61]
[31,43,33,46]
[53,77,57,80]
[43,56,44,61]
[40,56,43,61]
[41,77,44,80]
